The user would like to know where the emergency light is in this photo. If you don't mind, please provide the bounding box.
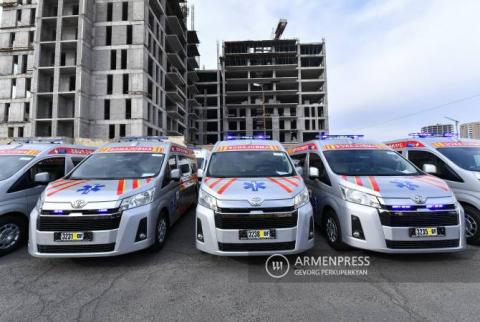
[118,136,169,142]
[224,135,271,140]
[10,137,65,144]
[409,132,456,138]
[316,134,365,140]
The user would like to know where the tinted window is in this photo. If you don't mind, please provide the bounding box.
[408,150,463,182]
[207,151,295,178]
[323,150,420,176]
[9,157,65,192]
[71,157,85,166]
[0,155,35,180]
[178,155,192,175]
[69,153,164,180]
[290,153,307,168]
[437,147,480,172]
[309,153,331,185]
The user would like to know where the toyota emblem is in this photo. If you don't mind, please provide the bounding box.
[71,200,87,209]
[413,195,426,204]
[249,197,264,207]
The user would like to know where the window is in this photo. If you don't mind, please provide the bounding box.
[178,155,192,176]
[110,50,116,69]
[12,56,18,74]
[121,49,127,69]
[107,74,113,94]
[123,74,129,94]
[104,99,110,119]
[163,156,178,187]
[106,26,112,45]
[290,153,307,168]
[24,102,30,121]
[8,157,65,193]
[5,103,10,122]
[60,53,66,65]
[125,99,131,119]
[26,78,31,94]
[71,157,84,166]
[107,3,113,21]
[30,8,35,25]
[69,76,76,91]
[309,153,331,185]
[119,124,126,137]
[109,124,115,139]
[18,127,24,138]
[126,25,132,44]
[9,33,15,47]
[408,150,463,182]
[29,31,34,45]
[122,2,128,21]
[8,127,14,137]
[17,10,22,24]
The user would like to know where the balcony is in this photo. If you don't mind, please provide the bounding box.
[187,30,199,44]
[166,67,185,86]
[167,53,186,70]
[166,34,184,52]
[187,56,199,69]
[167,16,186,37]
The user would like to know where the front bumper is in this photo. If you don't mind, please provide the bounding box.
[195,203,314,256]
[337,202,466,254]
[29,203,160,258]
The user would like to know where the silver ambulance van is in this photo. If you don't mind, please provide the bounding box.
[290,135,465,253]
[0,138,94,256]
[29,137,197,257]
[387,134,480,244]
[192,147,211,171]
[196,138,314,256]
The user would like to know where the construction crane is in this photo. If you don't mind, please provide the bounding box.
[273,19,288,40]
[445,116,460,135]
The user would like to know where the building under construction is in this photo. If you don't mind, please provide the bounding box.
[219,20,329,143]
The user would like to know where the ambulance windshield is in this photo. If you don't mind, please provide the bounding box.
[207,151,295,178]
[324,149,421,176]
[69,153,165,180]
[0,155,35,180]
[437,147,480,172]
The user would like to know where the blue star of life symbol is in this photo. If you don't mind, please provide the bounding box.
[77,184,106,194]
[243,181,266,192]
[391,180,419,191]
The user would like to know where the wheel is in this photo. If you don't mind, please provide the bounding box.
[322,209,349,250]
[151,212,169,252]
[0,215,27,256]
[463,205,480,245]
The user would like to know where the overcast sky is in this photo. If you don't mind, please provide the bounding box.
[189,0,480,140]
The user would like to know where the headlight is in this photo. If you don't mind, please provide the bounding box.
[341,186,381,209]
[120,188,155,211]
[36,191,46,212]
[198,189,218,211]
[294,188,310,209]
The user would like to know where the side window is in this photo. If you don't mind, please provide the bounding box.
[309,153,331,186]
[71,157,84,167]
[162,155,177,187]
[408,150,462,182]
[178,155,192,176]
[291,153,307,168]
[8,157,66,193]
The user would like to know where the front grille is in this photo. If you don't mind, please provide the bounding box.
[215,211,298,229]
[38,213,122,231]
[379,210,458,227]
[217,206,295,213]
[218,241,296,252]
[385,239,459,249]
[37,243,116,253]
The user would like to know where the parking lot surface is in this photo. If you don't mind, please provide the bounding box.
[1,208,480,321]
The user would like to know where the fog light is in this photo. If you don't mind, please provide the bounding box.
[135,217,148,242]
[351,215,365,240]
[308,216,314,240]
[197,218,204,242]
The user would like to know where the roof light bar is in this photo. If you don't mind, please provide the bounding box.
[118,136,169,142]
[10,137,66,144]
[316,134,365,140]
[224,135,271,141]
[409,132,457,138]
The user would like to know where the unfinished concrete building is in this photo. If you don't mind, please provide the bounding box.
[221,39,328,143]
[0,0,37,138]
[0,0,199,141]
[195,69,223,144]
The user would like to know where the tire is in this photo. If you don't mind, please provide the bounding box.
[0,215,27,256]
[322,209,349,251]
[463,205,480,245]
[151,212,169,252]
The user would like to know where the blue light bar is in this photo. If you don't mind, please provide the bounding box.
[224,135,271,141]
[409,132,456,138]
[391,205,413,210]
[316,134,365,140]
[426,204,447,210]
[97,209,109,213]
[53,210,64,214]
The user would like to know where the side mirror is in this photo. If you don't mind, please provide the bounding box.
[197,168,204,179]
[34,172,52,185]
[309,167,320,178]
[423,164,437,174]
[295,166,303,176]
[170,169,181,181]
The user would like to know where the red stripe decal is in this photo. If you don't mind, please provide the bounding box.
[268,177,293,193]
[354,176,363,186]
[209,178,224,189]
[117,179,126,195]
[47,180,88,197]
[47,179,72,190]
[415,176,449,192]
[132,179,139,189]
[280,177,299,187]
[217,178,237,194]
[368,176,380,192]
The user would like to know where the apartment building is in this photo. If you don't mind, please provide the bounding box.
[194,69,222,144]
[460,122,480,140]
[421,123,454,135]
[220,39,329,143]
[0,0,37,138]
[0,0,199,141]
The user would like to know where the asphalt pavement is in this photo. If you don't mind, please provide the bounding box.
[1,208,480,321]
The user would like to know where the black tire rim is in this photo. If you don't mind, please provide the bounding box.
[465,213,478,238]
[0,223,20,250]
[326,217,338,243]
